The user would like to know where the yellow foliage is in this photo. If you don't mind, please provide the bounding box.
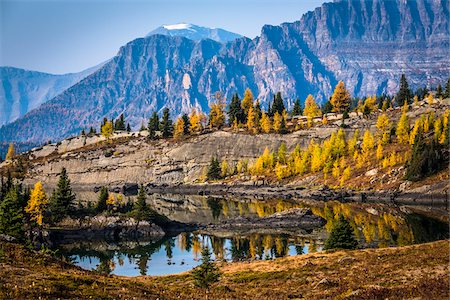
[376,114,391,144]
[189,110,203,134]
[209,101,225,129]
[273,112,282,133]
[396,111,410,143]
[5,143,15,161]
[260,112,271,133]
[348,129,359,156]
[221,160,230,178]
[330,81,351,113]
[376,141,384,160]
[241,88,254,115]
[26,181,48,226]
[409,118,422,145]
[340,166,351,186]
[173,117,185,139]
[101,120,113,141]
[106,193,115,206]
[364,95,377,113]
[427,93,434,105]
[361,130,374,159]
[413,95,419,106]
[322,115,328,125]
[247,105,257,133]
[310,142,322,172]
[303,94,321,118]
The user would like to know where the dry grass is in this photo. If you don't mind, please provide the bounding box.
[1,240,448,299]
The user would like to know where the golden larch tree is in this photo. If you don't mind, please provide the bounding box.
[174,117,185,139]
[26,181,48,226]
[330,81,351,113]
[5,143,15,161]
[241,88,254,116]
[260,112,271,133]
[303,94,321,118]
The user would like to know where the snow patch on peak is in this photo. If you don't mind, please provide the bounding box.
[163,23,192,30]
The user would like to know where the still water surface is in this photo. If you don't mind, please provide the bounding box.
[54,196,448,276]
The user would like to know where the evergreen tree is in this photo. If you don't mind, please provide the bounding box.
[134,184,150,222]
[126,123,131,132]
[207,157,221,180]
[272,92,285,116]
[182,114,190,135]
[114,114,126,131]
[191,246,222,288]
[228,93,243,125]
[292,98,302,116]
[148,111,160,139]
[436,84,443,99]
[161,108,173,138]
[397,74,411,105]
[49,167,76,223]
[321,100,333,115]
[323,214,358,250]
[96,186,109,213]
[445,78,450,98]
[0,187,25,240]
[89,127,96,135]
[330,81,351,113]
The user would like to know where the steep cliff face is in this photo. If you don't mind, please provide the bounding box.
[295,0,449,96]
[1,0,448,145]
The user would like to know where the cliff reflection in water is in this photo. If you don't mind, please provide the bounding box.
[55,195,448,276]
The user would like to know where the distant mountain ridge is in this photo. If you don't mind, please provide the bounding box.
[0,63,104,126]
[1,0,448,147]
[147,23,243,43]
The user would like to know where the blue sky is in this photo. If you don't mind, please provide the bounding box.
[1,0,325,74]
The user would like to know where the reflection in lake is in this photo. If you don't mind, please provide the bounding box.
[56,195,448,276]
[57,233,321,276]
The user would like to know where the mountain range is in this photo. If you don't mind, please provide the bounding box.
[147,23,243,43]
[0,0,449,147]
[0,64,103,126]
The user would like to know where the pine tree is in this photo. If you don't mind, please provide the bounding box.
[260,112,271,133]
[174,117,185,139]
[134,184,150,222]
[126,123,131,132]
[330,81,351,114]
[26,181,48,226]
[191,246,222,288]
[445,78,450,99]
[89,126,96,135]
[96,186,109,213]
[148,111,160,139]
[182,114,190,135]
[292,98,302,116]
[397,74,411,105]
[272,92,285,116]
[321,100,333,115]
[436,84,443,99]
[114,114,126,131]
[207,157,221,180]
[161,108,173,138]
[0,187,25,240]
[49,167,76,223]
[228,93,243,125]
[303,94,321,118]
[5,143,15,161]
[323,214,358,250]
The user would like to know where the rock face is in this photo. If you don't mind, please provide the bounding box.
[21,128,337,187]
[1,0,448,146]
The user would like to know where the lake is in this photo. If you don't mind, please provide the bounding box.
[53,195,449,276]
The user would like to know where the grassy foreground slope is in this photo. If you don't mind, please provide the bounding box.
[1,240,448,299]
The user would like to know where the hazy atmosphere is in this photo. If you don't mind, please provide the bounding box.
[1,0,325,74]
